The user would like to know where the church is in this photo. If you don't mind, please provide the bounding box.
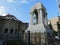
[0,14,28,40]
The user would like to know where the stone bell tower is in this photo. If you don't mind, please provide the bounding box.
[26,2,50,33]
[25,2,52,45]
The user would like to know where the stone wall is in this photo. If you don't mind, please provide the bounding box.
[0,15,28,40]
[24,32,53,45]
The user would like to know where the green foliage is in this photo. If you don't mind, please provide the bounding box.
[48,23,60,36]
[48,23,53,30]
[53,30,58,36]
[58,30,60,33]
[6,39,27,45]
[57,22,60,33]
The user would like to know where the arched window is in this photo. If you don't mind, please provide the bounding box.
[33,9,38,25]
[15,29,17,34]
[22,30,25,34]
[10,29,13,34]
[33,14,36,25]
[5,28,8,33]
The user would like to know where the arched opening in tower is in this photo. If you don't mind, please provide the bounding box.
[33,9,38,25]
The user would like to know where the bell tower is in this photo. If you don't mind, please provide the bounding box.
[26,2,49,33]
[25,2,52,45]
[30,3,48,27]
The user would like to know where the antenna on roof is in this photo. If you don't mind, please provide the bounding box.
[56,0,60,16]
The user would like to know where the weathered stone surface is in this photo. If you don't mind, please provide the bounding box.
[0,14,28,45]
[26,2,52,33]
[25,2,52,45]
[48,16,60,32]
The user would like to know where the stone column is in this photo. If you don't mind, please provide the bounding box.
[27,31,30,45]
[38,9,43,24]
[45,15,48,26]
[41,33,46,45]
[30,12,33,26]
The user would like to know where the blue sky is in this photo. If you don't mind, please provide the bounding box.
[0,0,59,23]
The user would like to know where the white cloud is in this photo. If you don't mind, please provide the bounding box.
[20,0,28,3]
[6,0,28,4]
[0,6,7,16]
[7,0,14,2]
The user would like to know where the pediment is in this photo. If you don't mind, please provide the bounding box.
[30,2,46,13]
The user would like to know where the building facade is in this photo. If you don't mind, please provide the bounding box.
[48,16,60,32]
[0,14,28,40]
